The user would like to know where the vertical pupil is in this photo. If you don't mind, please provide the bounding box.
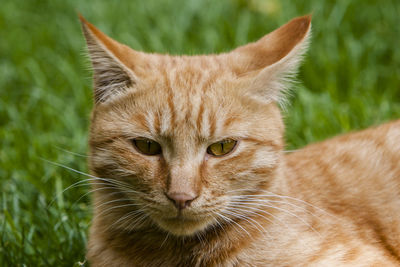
[133,138,161,155]
[220,142,224,152]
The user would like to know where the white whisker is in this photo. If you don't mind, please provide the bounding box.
[160,232,170,248]
[94,197,138,210]
[72,185,142,207]
[227,203,282,227]
[53,146,88,158]
[43,159,142,209]
[230,197,325,222]
[95,202,143,218]
[224,207,271,238]
[108,205,149,231]
[230,200,321,237]
[127,212,150,233]
[43,159,135,189]
[196,231,206,247]
[215,211,251,237]
[228,188,337,219]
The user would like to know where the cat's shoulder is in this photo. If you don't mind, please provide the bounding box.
[288,119,400,160]
[286,119,400,184]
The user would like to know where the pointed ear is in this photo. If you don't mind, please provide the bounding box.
[232,15,312,105]
[79,15,140,103]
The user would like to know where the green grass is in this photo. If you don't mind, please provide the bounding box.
[1,0,399,265]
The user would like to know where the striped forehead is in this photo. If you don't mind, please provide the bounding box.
[143,56,234,140]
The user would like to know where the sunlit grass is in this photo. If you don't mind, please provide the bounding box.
[0,0,399,265]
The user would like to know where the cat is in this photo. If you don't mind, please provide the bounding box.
[79,14,400,266]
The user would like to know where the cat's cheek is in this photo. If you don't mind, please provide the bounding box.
[209,147,278,195]
[250,148,279,172]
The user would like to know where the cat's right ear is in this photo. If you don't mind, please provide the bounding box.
[230,15,311,106]
[79,15,141,103]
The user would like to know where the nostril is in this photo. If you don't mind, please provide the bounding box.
[166,192,197,210]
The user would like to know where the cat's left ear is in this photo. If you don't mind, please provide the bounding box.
[79,15,143,103]
[231,15,312,105]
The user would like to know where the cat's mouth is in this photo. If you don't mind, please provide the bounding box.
[151,213,213,236]
[164,214,198,223]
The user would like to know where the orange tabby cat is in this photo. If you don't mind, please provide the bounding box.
[80,14,400,266]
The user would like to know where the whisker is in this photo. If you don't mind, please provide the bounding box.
[127,212,150,233]
[230,200,321,237]
[73,186,120,205]
[230,197,325,222]
[43,159,141,208]
[109,205,149,231]
[94,197,138,210]
[196,231,206,247]
[227,203,281,227]
[228,188,337,219]
[283,149,298,153]
[213,212,242,237]
[227,202,298,235]
[215,211,251,237]
[209,213,228,236]
[53,146,88,158]
[43,159,135,189]
[223,207,271,238]
[227,202,316,251]
[160,232,170,248]
[95,202,143,218]
[119,211,145,231]
[58,180,138,207]
[76,185,144,205]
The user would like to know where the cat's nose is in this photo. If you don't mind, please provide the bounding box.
[166,192,197,210]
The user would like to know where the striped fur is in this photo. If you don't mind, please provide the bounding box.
[80,15,400,266]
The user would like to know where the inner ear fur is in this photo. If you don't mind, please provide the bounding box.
[79,15,141,103]
[230,15,311,105]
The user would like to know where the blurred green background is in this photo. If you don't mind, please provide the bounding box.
[0,0,399,265]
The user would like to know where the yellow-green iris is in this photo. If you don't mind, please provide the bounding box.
[132,138,162,155]
[207,139,237,156]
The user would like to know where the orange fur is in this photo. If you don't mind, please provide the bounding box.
[80,15,400,266]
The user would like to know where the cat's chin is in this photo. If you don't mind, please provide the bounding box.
[153,216,212,236]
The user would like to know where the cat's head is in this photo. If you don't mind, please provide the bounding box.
[81,15,311,236]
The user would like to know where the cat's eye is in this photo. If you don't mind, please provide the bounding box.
[132,138,162,155]
[207,139,237,157]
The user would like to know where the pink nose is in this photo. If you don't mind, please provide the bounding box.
[166,192,197,210]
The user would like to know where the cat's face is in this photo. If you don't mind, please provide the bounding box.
[82,15,311,236]
[89,56,284,235]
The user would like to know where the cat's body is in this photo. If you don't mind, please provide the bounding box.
[80,15,400,266]
[87,121,400,266]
